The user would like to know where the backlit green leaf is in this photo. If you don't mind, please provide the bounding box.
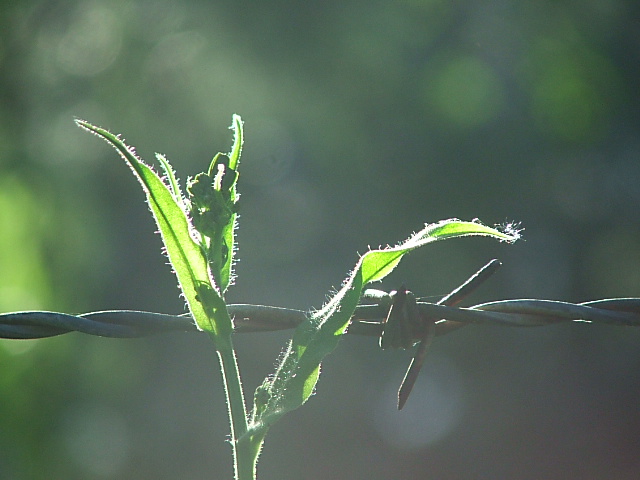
[247,218,518,437]
[76,120,229,335]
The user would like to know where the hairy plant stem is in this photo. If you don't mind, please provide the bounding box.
[211,331,253,479]
[204,302,255,480]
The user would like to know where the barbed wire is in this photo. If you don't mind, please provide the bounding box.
[2,259,639,341]
[0,306,302,339]
[4,259,638,409]
[2,297,639,340]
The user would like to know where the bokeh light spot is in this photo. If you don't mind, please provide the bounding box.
[518,36,621,142]
[145,31,205,83]
[531,64,598,141]
[56,4,122,76]
[372,354,466,450]
[422,55,505,127]
[60,403,131,477]
[0,177,51,311]
[0,338,40,356]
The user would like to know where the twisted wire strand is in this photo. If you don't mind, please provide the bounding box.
[1,298,639,340]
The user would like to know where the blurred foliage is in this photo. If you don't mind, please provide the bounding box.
[1,0,639,478]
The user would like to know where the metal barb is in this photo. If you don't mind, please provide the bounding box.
[397,259,502,409]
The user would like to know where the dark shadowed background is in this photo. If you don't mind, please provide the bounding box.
[1,1,640,479]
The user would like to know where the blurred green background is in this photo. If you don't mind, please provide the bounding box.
[1,0,640,478]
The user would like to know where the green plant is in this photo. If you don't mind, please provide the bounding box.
[70,115,516,479]
[7,116,638,479]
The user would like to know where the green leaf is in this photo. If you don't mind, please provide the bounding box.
[220,115,243,291]
[247,218,519,436]
[228,113,243,170]
[156,153,184,206]
[75,119,229,336]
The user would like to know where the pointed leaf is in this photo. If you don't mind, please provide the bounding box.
[248,219,519,436]
[76,120,228,335]
[228,113,243,170]
[220,115,243,291]
[156,153,184,206]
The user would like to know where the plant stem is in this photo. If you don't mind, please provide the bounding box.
[211,331,253,480]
